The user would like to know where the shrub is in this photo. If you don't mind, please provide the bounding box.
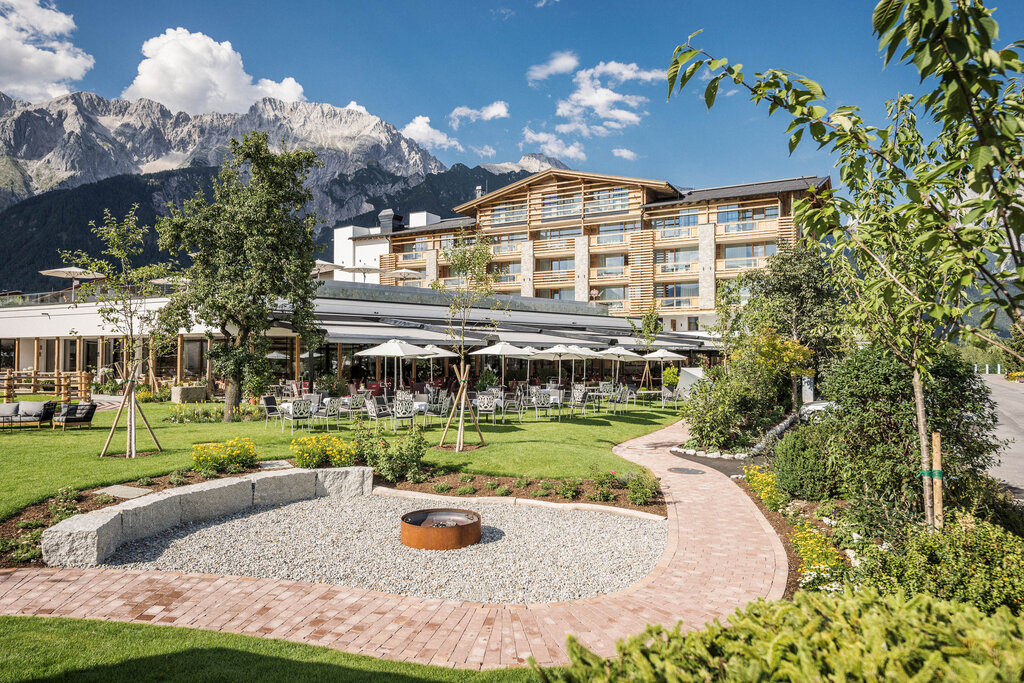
[367,428,427,483]
[539,480,554,492]
[679,367,739,451]
[290,434,357,469]
[662,365,680,388]
[530,489,548,498]
[485,481,499,490]
[588,465,618,489]
[791,524,847,592]
[168,403,261,424]
[535,589,1024,681]
[743,464,788,511]
[556,479,582,500]
[459,473,474,483]
[168,470,188,486]
[772,424,838,501]
[136,477,153,486]
[626,472,659,506]
[191,437,259,473]
[513,477,531,489]
[496,486,512,497]
[475,369,499,392]
[433,482,452,493]
[456,485,475,495]
[48,487,80,522]
[95,494,115,505]
[855,513,1024,614]
[589,485,615,502]
[17,520,45,530]
[134,389,154,403]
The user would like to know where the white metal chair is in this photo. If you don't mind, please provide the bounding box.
[313,397,342,431]
[338,392,365,421]
[534,390,557,421]
[476,393,497,424]
[282,398,312,434]
[393,396,416,432]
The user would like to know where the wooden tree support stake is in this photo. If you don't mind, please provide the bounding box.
[932,431,943,529]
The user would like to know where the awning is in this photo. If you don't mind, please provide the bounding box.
[323,322,485,346]
[478,329,603,347]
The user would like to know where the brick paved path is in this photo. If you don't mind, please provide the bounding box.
[0,420,786,670]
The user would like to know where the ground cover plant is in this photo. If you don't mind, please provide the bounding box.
[0,616,530,682]
[536,589,1024,681]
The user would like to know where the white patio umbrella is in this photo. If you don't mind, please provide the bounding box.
[356,339,430,394]
[532,344,586,387]
[342,265,382,283]
[38,266,104,302]
[387,268,422,283]
[566,345,603,385]
[265,351,289,360]
[600,346,644,383]
[511,346,540,387]
[148,276,190,286]
[644,348,687,407]
[470,341,525,388]
[311,260,343,278]
[421,344,458,382]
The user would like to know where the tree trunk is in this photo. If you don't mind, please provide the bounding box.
[912,367,934,528]
[456,361,466,452]
[791,375,801,413]
[223,375,242,422]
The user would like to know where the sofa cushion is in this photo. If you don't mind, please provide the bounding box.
[18,402,48,418]
[76,403,95,418]
[11,415,40,423]
[0,403,19,417]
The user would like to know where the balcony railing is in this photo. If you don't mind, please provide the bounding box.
[717,257,769,271]
[656,262,697,276]
[534,237,576,253]
[715,218,778,237]
[655,226,697,241]
[600,299,626,312]
[491,242,523,256]
[660,296,699,310]
[398,279,425,288]
[493,273,521,285]
[441,277,466,287]
[534,269,574,285]
[398,251,427,263]
[589,266,628,280]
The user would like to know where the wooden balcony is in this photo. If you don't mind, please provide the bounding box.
[533,237,576,254]
[654,262,698,282]
[491,242,523,260]
[589,266,629,282]
[397,251,426,265]
[653,226,698,246]
[588,233,631,253]
[534,269,574,286]
[714,219,779,242]
[493,273,521,288]
[659,296,699,311]
[716,256,769,274]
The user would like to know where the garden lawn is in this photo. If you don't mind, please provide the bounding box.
[0,397,678,521]
[0,616,532,682]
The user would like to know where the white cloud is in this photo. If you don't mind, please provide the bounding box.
[471,144,496,158]
[553,60,661,137]
[448,100,509,130]
[491,7,514,21]
[535,0,560,6]
[724,88,739,97]
[401,115,463,152]
[612,148,637,161]
[526,50,578,84]
[0,0,94,101]
[521,126,585,162]
[343,100,368,114]
[121,27,305,114]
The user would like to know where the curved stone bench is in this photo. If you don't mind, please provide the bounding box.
[41,467,373,567]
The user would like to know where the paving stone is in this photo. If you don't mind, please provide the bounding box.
[94,485,151,500]
[314,466,373,498]
[257,460,292,470]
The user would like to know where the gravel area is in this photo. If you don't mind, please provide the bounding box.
[104,496,667,604]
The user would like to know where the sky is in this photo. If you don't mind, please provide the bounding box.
[2,0,1023,189]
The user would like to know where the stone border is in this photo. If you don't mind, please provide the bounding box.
[371,486,665,521]
[670,413,799,461]
[41,467,373,568]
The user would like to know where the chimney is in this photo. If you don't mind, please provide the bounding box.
[377,208,404,234]
[474,185,483,199]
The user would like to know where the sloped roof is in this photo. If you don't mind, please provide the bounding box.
[453,168,678,215]
[351,216,475,241]
[642,176,830,208]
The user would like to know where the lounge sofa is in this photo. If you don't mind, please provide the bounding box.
[53,402,96,430]
[0,401,56,428]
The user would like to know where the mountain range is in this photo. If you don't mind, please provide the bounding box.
[0,91,568,291]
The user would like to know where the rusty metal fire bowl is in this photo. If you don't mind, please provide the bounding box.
[400,508,482,550]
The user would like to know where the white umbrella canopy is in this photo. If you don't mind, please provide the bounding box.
[387,268,422,281]
[342,265,382,282]
[566,345,603,385]
[311,260,343,277]
[643,348,686,406]
[533,344,587,386]
[600,346,644,383]
[356,339,431,392]
[148,276,190,286]
[421,344,458,382]
[39,266,105,302]
[510,346,539,387]
[470,341,525,387]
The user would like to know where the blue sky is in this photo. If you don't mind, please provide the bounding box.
[5,0,1024,188]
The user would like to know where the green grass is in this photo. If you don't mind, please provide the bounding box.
[0,616,534,682]
[0,397,677,521]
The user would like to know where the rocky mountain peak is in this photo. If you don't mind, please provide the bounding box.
[480,153,570,175]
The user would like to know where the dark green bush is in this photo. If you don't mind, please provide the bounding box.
[557,479,582,500]
[855,513,1024,614]
[626,472,659,506]
[535,589,1024,681]
[364,428,427,483]
[772,424,838,501]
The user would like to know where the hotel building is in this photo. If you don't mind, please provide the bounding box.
[334,170,830,331]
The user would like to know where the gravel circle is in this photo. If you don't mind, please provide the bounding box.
[104,496,667,604]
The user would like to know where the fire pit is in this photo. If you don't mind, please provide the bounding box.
[400,508,481,550]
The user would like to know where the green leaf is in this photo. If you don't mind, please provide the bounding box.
[797,78,825,100]
[788,128,804,155]
[704,75,723,109]
[872,0,905,35]
[687,28,704,42]
[968,145,994,170]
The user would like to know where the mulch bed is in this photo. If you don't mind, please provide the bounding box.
[733,479,802,599]
[379,472,668,517]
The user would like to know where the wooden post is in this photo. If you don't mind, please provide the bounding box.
[294,335,302,382]
[375,356,381,382]
[122,338,129,378]
[176,334,184,382]
[76,337,83,372]
[932,432,943,529]
[148,340,157,390]
[14,338,20,371]
[82,372,93,401]
[97,336,105,370]
[3,369,12,403]
[32,338,39,391]
[412,359,418,382]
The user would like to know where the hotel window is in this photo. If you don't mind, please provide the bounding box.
[592,253,626,277]
[687,317,700,331]
[722,242,777,269]
[491,200,528,226]
[656,282,699,307]
[541,192,582,220]
[656,246,699,274]
[596,286,627,311]
[491,232,527,253]
[716,203,779,233]
[586,186,629,214]
[536,227,581,241]
[536,257,575,272]
[489,262,521,284]
[536,287,575,300]
[652,208,699,231]
[593,220,640,244]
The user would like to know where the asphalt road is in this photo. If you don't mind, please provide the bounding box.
[985,376,1024,498]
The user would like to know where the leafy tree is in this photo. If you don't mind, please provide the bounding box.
[628,302,663,389]
[431,231,498,451]
[158,133,322,421]
[62,206,173,457]
[664,0,1022,526]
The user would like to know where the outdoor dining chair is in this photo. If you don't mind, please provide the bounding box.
[393,396,416,432]
[364,397,391,429]
[260,395,283,429]
[312,397,342,431]
[500,392,525,424]
[534,390,558,421]
[566,385,592,418]
[607,386,629,415]
[282,398,312,434]
[476,393,498,424]
[338,393,365,421]
[423,394,453,429]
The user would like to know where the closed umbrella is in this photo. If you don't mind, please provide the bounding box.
[644,348,686,407]
[470,341,525,388]
[356,339,430,395]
